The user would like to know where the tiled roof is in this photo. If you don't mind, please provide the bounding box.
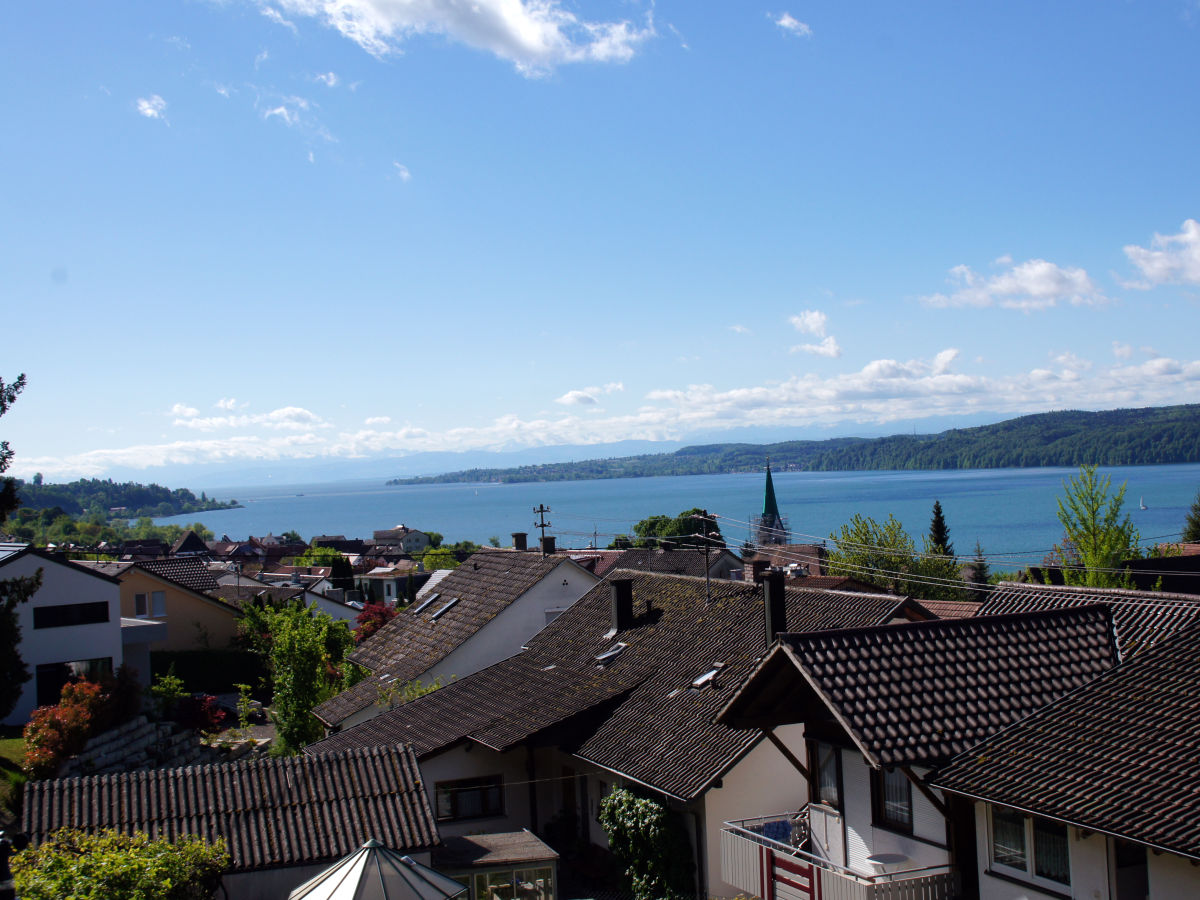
[930,620,1200,861]
[607,548,730,578]
[310,572,914,800]
[170,530,211,555]
[210,583,305,607]
[919,598,983,619]
[791,576,881,592]
[719,607,1117,769]
[22,745,438,873]
[73,559,135,579]
[136,557,222,594]
[434,831,558,869]
[978,581,1200,657]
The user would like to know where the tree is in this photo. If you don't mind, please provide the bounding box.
[969,540,991,602]
[12,827,228,900]
[0,372,41,720]
[1046,465,1141,588]
[928,500,954,556]
[1184,489,1200,543]
[280,529,303,544]
[827,513,967,602]
[598,788,695,900]
[421,547,459,571]
[355,600,397,643]
[298,546,354,591]
[615,508,725,550]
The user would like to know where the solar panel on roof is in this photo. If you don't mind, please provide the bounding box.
[411,593,439,615]
[431,596,460,619]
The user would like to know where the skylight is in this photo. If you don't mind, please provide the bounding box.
[595,642,628,667]
[431,596,461,620]
[411,593,439,615]
[691,669,719,689]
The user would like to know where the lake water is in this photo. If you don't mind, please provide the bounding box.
[156,463,1200,572]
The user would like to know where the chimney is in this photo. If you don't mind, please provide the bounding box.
[764,570,787,647]
[540,535,556,556]
[512,532,528,552]
[751,559,770,583]
[610,578,635,633]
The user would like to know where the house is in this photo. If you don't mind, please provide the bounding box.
[169,528,211,557]
[22,744,440,899]
[930,618,1200,900]
[372,525,432,555]
[0,543,162,726]
[433,831,559,900]
[356,563,417,605]
[74,557,241,651]
[308,571,933,898]
[313,551,600,732]
[209,579,362,624]
[714,606,1118,900]
[605,546,745,581]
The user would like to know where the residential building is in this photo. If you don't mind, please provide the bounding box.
[372,525,432,555]
[314,551,600,731]
[309,571,932,898]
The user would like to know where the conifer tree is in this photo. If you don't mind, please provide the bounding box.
[928,500,954,556]
[970,540,991,601]
[1184,489,1200,544]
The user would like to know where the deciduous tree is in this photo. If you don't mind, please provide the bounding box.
[1046,465,1141,588]
[1183,489,1200,543]
[828,513,967,602]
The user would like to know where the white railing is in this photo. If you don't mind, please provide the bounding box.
[721,812,959,900]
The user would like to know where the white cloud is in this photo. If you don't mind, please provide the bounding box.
[789,310,828,337]
[774,12,812,37]
[261,5,298,32]
[1123,219,1200,288]
[169,403,199,417]
[1052,351,1092,372]
[172,405,331,431]
[314,71,339,87]
[262,95,312,128]
[393,161,411,181]
[263,0,654,75]
[729,324,751,335]
[365,415,392,426]
[215,84,232,98]
[555,382,625,406]
[921,257,1107,311]
[136,95,167,120]
[216,398,239,410]
[1112,341,1133,359]
[791,336,842,358]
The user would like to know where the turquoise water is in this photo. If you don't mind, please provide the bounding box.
[156,463,1200,570]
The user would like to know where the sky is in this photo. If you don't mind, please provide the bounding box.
[3,1,1200,482]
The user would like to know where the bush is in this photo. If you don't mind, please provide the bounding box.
[23,681,106,779]
[355,600,397,643]
[598,788,694,900]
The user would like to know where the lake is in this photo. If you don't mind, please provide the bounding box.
[156,463,1200,573]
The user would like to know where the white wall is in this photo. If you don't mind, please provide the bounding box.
[702,724,810,899]
[419,743,532,839]
[1149,848,1200,899]
[3,552,122,726]
[974,802,1109,900]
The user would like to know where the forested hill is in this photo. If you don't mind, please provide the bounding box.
[15,478,239,518]
[387,404,1200,485]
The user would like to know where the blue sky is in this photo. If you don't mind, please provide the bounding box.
[3,1,1199,481]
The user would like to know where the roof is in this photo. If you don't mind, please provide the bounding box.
[979,581,1200,657]
[6,548,121,583]
[311,572,918,801]
[23,745,439,874]
[290,839,467,900]
[606,548,736,578]
[170,530,211,556]
[930,620,1200,861]
[433,831,558,870]
[918,598,983,619]
[137,557,222,594]
[718,606,1118,769]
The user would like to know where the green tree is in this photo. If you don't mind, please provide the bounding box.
[298,546,354,591]
[1,373,42,719]
[969,540,991,602]
[1047,465,1141,588]
[280,529,303,544]
[928,500,953,556]
[619,508,724,550]
[12,827,228,900]
[1183,489,1200,543]
[828,513,966,602]
[421,547,460,571]
[598,788,695,900]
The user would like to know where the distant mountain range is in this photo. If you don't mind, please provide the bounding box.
[387,404,1200,485]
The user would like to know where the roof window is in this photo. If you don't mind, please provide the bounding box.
[690,662,726,690]
[431,597,461,620]
[411,593,439,615]
[595,642,628,667]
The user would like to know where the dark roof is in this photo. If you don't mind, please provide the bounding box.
[718,606,1118,769]
[311,572,916,801]
[979,581,1200,657]
[210,583,306,607]
[170,529,211,556]
[919,598,983,619]
[607,548,736,578]
[931,620,1200,861]
[22,745,438,873]
[136,557,222,594]
[316,551,578,724]
[434,831,558,870]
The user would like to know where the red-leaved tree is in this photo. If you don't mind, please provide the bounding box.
[354,601,397,644]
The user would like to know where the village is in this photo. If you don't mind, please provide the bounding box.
[2,467,1199,900]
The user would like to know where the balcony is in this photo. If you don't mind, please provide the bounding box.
[722,810,960,900]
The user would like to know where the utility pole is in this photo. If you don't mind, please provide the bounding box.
[533,504,552,556]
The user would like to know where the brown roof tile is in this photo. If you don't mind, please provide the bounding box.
[136,557,221,594]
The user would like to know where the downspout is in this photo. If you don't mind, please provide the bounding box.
[527,746,539,833]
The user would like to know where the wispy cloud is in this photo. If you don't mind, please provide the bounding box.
[261,5,298,32]
[169,403,199,418]
[792,336,842,358]
[314,71,339,87]
[729,324,751,335]
[393,161,411,181]
[921,257,1107,311]
[172,405,331,431]
[1123,219,1200,288]
[1112,341,1133,359]
[555,382,625,406]
[262,0,655,75]
[365,415,391,426]
[789,310,828,337]
[254,48,270,69]
[216,398,240,410]
[136,95,168,121]
[774,12,813,37]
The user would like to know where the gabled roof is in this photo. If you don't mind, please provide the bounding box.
[75,557,239,615]
[170,529,211,556]
[930,620,1200,861]
[718,606,1118,769]
[979,581,1200,657]
[23,745,438,873]
[607,548,739,578]
[137,556,222,594]
[310,572,918,801]
[7,547,121,583]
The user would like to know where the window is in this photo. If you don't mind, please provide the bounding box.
[989,805,1070,889]
[135,592,148,617]
[412,592,439,614]
[431,596,461,619]
[812,742,842,810]
[151,590,166,617]
[872,767,913,832]
[35,657,113,706]
[33,601,110,629]
[436,775,503,821]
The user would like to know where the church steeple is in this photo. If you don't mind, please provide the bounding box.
[755,458,788,545]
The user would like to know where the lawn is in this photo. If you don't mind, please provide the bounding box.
[0,730,26,827]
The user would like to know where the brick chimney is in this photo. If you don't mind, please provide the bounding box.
[511,532,528,552]
[764,570,787,647]
[540,535,556,556]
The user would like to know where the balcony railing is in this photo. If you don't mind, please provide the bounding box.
[722,811,959,900]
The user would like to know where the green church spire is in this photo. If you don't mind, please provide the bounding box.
[763,458,782,520]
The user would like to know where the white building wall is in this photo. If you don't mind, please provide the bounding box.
[1149,849,1200,899]
[840,752,951,877]
[702,725,809,899]
[419,743,531,839]
[3,553,122,726]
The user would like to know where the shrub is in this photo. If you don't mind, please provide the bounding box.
[598,788,695,900]
[355,600,397,643]
[23,680,106,779]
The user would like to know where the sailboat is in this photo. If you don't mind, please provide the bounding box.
[1140,496,1148,510]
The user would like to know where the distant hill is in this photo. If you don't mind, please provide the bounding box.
[387,404,1200,485]
[15,478,240,518]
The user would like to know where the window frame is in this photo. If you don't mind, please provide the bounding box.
[134,592,149,618]
[32,601,110,630]
[871,766,914,834]
[809,740,843,812]
[151,590,167,617]
[987,804,1071,891]
[435,774,504,822]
